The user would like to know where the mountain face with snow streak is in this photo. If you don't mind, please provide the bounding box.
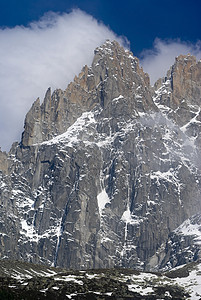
[0,40,201,271]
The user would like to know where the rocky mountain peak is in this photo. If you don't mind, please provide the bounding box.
[153,54,201,146]
[92,40,150,86]
[0,40,201,273]
[171,54,200,104]
[21,40,155,147]
[154,54,201,108]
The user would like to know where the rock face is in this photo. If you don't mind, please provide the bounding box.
[153,54,201,150]
[147,213,201,271]
[0,40,201,271]
[0,150,8,174]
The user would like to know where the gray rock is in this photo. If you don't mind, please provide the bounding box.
[0,41,201,271]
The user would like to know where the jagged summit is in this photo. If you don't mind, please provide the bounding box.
[21,40,155,147]
[153,53,201,151]
[154,53,201,109]
[0,40,201,272]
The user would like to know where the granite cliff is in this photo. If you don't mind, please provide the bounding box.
[0,40,201,271]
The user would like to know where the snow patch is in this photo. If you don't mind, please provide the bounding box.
[97,189,110,217]
[112,95,123,102]
[175,218,201,245]
[121,207,142,225]
[40,111,96,147]
[54,275,83,285]
[128,285,154,295]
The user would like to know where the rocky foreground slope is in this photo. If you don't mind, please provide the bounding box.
[0,40,201,272]
[0,259,201,299]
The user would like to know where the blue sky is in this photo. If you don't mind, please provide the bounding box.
[0,0,201,151]
[1,0,201,55]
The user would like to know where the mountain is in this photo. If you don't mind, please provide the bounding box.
[0,40,201,272]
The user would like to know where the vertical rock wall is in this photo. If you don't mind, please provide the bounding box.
[0,41,201,271]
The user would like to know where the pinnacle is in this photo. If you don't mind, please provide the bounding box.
[94,39,133,62]
[174,53,197,66]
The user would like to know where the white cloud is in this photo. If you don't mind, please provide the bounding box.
[0,9,128,151]
[140,38,201,85]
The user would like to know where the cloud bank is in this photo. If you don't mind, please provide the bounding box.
[141,38,201,85]
[0,9,128,151]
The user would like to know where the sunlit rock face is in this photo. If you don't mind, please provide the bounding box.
[0,41,201,271]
